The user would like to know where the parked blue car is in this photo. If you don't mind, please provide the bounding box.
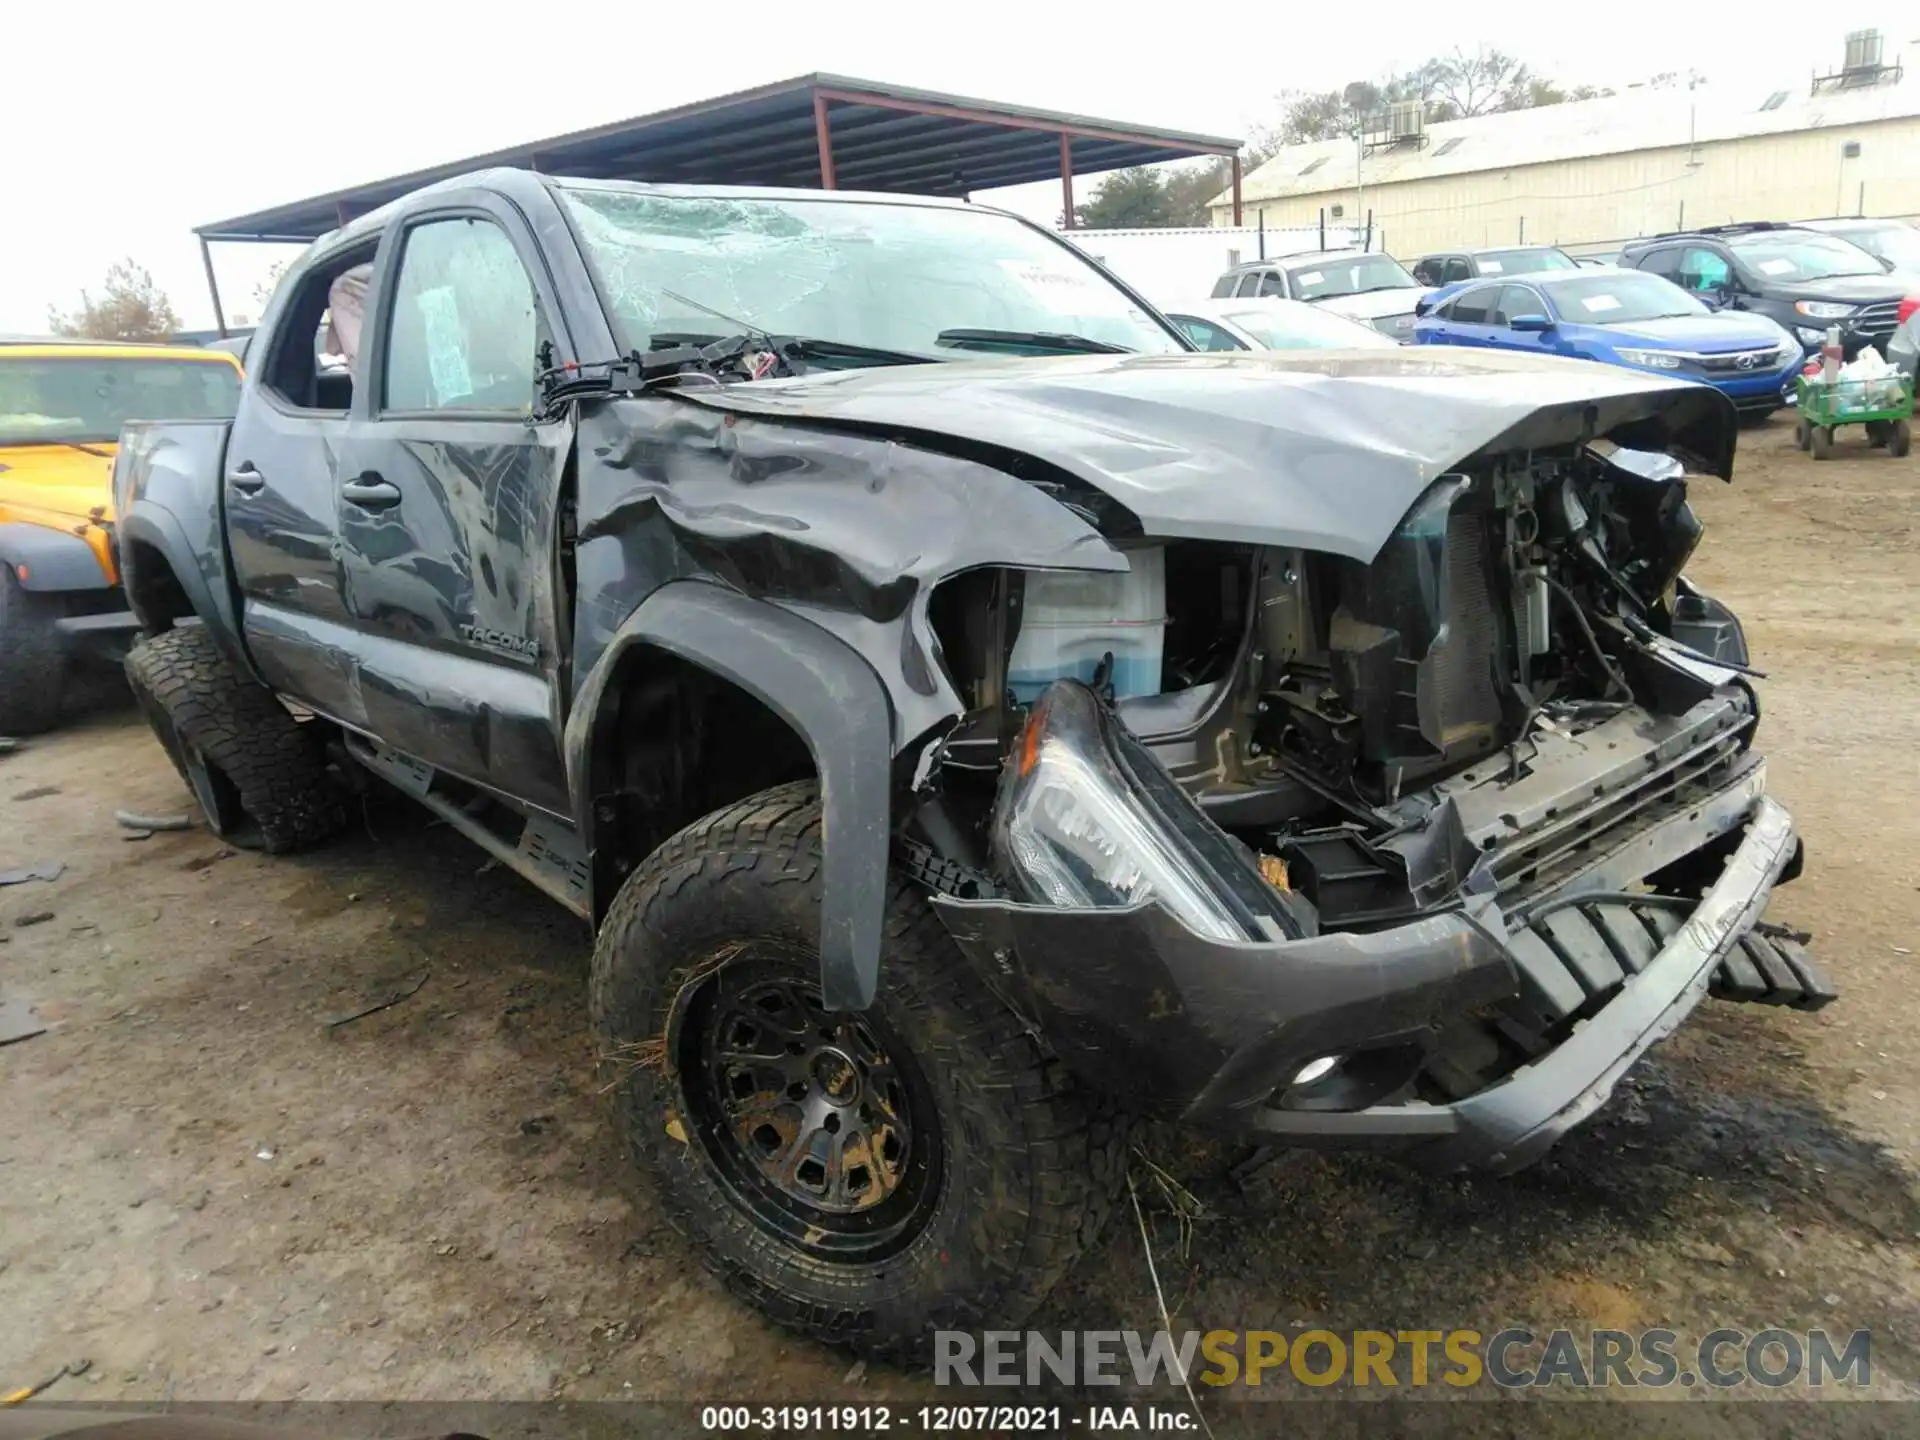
[1412,268,1804,416]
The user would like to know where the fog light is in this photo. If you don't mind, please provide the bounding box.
[1292,1056,1341,1087]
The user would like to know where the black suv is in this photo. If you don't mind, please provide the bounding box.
[1618,222,1906,358]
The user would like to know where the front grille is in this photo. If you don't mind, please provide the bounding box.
[1492,726,1751,897]
[1694,346,1787,373]
[1854,302,1900,340]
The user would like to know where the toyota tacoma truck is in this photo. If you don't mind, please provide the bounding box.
[0,340,241,732]
[114,168,1834,1362]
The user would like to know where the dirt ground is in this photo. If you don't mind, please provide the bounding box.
[2,415,1917,1425]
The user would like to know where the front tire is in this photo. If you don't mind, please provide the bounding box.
[123,625,344,852]
[590,782,1121,1363]
[1890,419,1912,458]
[0,568,67,734]
[1810,425,1835,460]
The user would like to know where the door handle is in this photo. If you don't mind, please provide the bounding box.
[226,463,265,496]
[341,474,402,510]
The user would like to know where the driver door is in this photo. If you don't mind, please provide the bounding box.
[333,200,577,815]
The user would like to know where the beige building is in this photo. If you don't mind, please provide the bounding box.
[1209,35,1920,258]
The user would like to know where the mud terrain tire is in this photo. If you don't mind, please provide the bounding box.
[124,624,344,853]
[0,568,67,735]
[591,781,1123,1364]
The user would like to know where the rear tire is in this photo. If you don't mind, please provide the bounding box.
[0,568,67,735]
[590,781,1122,1364]
[123,625,344,852]
[1810,425,1835,460]
[1890,419,1912,458]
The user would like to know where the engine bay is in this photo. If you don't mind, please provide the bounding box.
[922,440,1756,935]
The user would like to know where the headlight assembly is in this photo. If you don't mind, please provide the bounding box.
[991,681,1245,940]
[1615,348,1684,370]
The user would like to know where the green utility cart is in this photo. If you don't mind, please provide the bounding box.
[1794,372,1914,459]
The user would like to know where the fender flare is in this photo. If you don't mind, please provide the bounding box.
[566,582,895,1010]
[0,522,112,592]
[116,507,251,672]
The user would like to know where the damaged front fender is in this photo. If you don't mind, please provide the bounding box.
[564,581,895,1010]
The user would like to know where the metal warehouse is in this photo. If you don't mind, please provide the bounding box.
[1209,32,1920,256]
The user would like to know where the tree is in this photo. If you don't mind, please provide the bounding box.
[1270,49,1610,148]
[1075,167,1185,229]
[48,259,180,343]
[254,259,292,313]
[1427,47,1536,119]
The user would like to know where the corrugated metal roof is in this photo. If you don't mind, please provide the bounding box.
[199,73,1242,242]
[1218,45,1920,209]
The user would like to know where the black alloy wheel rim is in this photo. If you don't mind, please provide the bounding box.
[672,944,944,1263]
[133,688,244,838]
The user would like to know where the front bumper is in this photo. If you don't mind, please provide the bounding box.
[1704,368,1800,412]
[933,792,1827,1175]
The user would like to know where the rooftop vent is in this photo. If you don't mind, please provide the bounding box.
[1844,28,1883,74]
[1363,101,1430,155]
[1814,29,1901,92]
[1760,89,1790,111]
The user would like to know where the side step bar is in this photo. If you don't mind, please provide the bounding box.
[341,735,591,919]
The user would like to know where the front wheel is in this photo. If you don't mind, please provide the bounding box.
[590,782,1121,1363]
[1810,425,1835,460]
[0,568,67,734]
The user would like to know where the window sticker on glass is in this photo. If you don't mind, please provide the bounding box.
[996,259,1129,313]
[1580,293,1623,313]
[1756,257,1795,276]
[1480,259,1504,273]
[1295,270,1325,286]
[416,285,472,403]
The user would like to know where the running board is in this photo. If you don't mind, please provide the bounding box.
[342,736,592,918]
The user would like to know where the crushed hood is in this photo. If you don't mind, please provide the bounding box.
[670,349,1736,563]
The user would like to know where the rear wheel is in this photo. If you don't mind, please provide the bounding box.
[590,782,1122,1363]
[1810,425,1835,460]
[0,568,67,735]
[1890,419,1912,458]
[123,625,344,852]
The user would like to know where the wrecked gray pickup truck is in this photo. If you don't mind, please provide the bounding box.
[112,167,1833,1361]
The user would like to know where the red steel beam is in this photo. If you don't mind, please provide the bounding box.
[813,86,1238,156]
[1060,134,1075,229]
[814,92,837,189]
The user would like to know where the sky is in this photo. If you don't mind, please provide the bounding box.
[8,1,1913,333]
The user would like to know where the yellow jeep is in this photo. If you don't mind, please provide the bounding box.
[0,340,242,733]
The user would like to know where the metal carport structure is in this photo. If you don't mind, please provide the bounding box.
[191,73,1243,333]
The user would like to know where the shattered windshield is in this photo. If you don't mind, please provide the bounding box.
[0,355,241,447]
[556,187,1187,361]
